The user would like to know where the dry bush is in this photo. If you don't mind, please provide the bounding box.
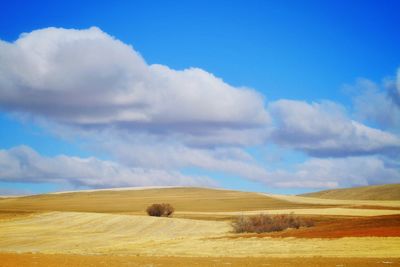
[232,213,314,233]
[146,203,175,217]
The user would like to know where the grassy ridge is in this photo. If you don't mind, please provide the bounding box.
[302,184,400,200]
[0,187,325,213]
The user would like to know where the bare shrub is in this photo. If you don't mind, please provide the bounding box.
[232,213,314,233]
[146,203,175,217]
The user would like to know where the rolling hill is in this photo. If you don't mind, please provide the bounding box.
[0,187,325,214]
[1,185,400,262]
[301,184,400,200]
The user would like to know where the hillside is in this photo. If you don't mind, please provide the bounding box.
[0,187,324,214]
[0,212,230,254]
[301,184,400,200]
[1,186,400,262]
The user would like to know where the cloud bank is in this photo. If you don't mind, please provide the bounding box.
[0,27,399,190]
[1,145,398,190]
[267,156,400,188]
[0,146,214,188]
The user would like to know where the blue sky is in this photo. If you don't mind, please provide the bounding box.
[0,0,399,195]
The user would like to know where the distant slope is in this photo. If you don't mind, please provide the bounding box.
[302,184,400,200]
[0,187,324,213]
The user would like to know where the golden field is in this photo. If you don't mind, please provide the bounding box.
[302,183,400,200]
[0,186,399,266]
[0,187,328,213]
[1,211,399,257]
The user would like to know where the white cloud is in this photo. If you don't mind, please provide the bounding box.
[0,27,399,191]
[4,145,397,191]
[349,78,400,130]
[255,156,400,189]
[0,27,268,147]
[0,146,215,188]
[85,132,271,183]
[269,99,400,157]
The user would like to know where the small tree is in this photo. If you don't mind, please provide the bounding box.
[146,203,175,217]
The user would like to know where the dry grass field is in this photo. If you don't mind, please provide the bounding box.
[302,183,400,200]
[0,186,399,266]
[0,253,400,267]
[263,192,400,208]
[0,211,399,257]
[1,253,399,267]
[0,187,329,214]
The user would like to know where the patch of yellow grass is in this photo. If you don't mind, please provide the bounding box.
[148,237,400,258]
[0,211,230,254]
[0,211,399,258]
[302,184,400,200]
[264,193,400,208]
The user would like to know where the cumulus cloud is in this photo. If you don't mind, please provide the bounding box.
[0,146,215,188]
[0,27,399,191]
[0,27,268,147]
[269,99,400,157]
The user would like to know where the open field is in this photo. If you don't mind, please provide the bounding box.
[264,193,400,208]
[0,211,399,258]
[1,186,400,265]
[302,183,400,200]
[0,211,229,254]
[2,186,400,215]
[0,253,399,267]
[0,187,330,214]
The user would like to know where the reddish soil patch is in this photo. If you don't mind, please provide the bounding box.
[233,215,400,238]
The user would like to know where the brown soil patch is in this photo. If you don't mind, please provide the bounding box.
[0,253,399,267]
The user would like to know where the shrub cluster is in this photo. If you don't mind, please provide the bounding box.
[146,203,175,217]
[232,213,314,233]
